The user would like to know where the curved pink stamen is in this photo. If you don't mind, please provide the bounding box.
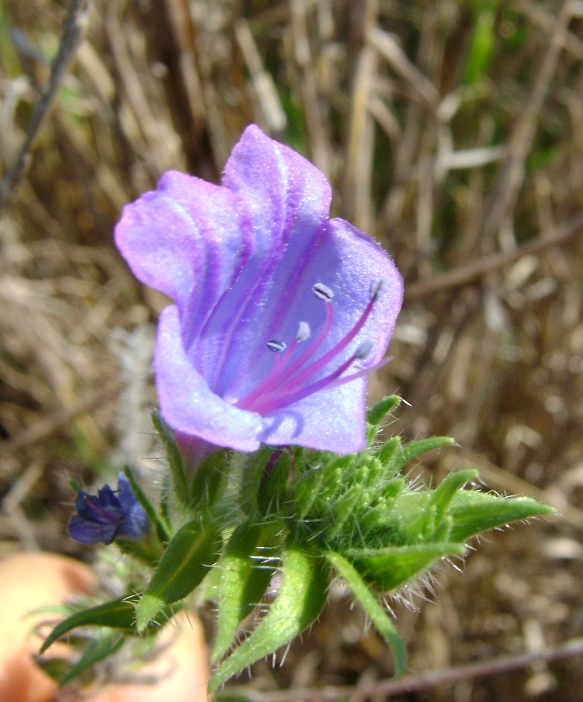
[236,303,333,410]
[235,282,382,415]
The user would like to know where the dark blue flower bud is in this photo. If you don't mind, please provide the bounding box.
[68,473,150,545]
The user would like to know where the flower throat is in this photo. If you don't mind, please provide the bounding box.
[235,280,387,415]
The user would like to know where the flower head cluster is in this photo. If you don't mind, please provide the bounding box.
[68,474,149,545]
[115,125,403,456]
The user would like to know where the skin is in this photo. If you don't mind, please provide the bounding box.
[0,553,208,702]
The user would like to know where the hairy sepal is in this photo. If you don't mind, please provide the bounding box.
[212,522,281,661]
[209,543,329,692]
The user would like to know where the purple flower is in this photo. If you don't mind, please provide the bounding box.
[68,474,150,545]
[115,125,403,455]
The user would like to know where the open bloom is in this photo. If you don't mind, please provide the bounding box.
[115,125,402,455]
[68,474,149,544]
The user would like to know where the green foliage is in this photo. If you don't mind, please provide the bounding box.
[136,519,222,632]
[43,397,553,692]
[209,543,329,692]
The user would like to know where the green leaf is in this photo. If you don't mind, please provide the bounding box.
[40,598,138,654]
[209,544,329,692]
[449,491,554,542]
[346,543,465,591]
[136,519,221,632]
[325,551,407,676]
[420,469,478,539]
[366,395,401,426]
[386,437,456,477]
[212,522,281,661]
[59,632,125,687]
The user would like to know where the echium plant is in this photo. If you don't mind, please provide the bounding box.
[38,126,552,694]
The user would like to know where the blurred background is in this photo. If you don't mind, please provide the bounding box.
[1,0,583,700]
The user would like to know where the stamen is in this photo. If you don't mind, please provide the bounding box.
[355,339,373,358]
[271,294,375,395]
[267,340,287,353]
[312,283,334,302]
[235,279,384,415]
[296,321,311,343]
[251,347,367,415]
[369,278,384,300]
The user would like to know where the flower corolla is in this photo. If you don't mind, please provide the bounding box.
[115,125,403,455]
[68,474,150,544]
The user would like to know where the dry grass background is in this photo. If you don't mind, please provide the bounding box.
[1,0,583,700]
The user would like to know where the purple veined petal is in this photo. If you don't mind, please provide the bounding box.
[114,173,249,356]
[67,515,118,545]
[154,304,264,452]
[192,126,333,398]
[215,217,403,410]
[115,124,404,459]
[75,490,121,525]
[259,381,367,453]
[250,218,402,453]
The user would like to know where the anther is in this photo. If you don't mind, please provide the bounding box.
[267,340,287,353]
[296,321,311,343]
[369,279,384,301]
[355,339,373,359]
[312,282,334,302]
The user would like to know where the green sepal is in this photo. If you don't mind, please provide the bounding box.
[325,551,407,676]
[40,598,139,654]
[212,522,281,661]
[382,436,456,477]
[136,519,221,632]
[419,469,478,540]
[366,395,401,426]
[448,491,555,542]
[151,410,190,508]
[123,465,171,543]
[191,449,231,512]
[209,544,329,692]
[257,451,292,516]
[345,543,465,591]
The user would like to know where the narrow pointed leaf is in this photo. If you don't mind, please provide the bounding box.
[212,522,280,661]
[325,551,407,676]
[387,437,455,476]
[40,598,137,654]
[346,543,465,591]
[136,519,221,631]
[209,545,329,692]
[449,491,554,542]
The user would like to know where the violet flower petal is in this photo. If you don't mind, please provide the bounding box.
[68,515,118,545]
[154,305,264,452]
[115,125,403,457]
